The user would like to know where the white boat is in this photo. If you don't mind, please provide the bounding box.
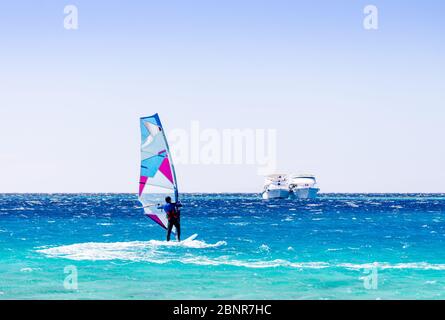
[289,174,320,199]
[262,174,290,200]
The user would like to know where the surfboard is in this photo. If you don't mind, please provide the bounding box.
[183,233,198,242]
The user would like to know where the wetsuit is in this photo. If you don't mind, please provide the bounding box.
[158,202,182,241]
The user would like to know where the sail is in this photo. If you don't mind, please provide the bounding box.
[138,114,178,231]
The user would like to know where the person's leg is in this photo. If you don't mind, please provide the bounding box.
[174,220,181,241]
[166,220,173,241]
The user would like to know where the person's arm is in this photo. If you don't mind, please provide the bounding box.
[157,204,163,210]
[175,201,183,208]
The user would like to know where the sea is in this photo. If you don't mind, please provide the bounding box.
[1,193,445,300]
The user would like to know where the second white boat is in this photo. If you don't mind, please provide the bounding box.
[288,174,320,199]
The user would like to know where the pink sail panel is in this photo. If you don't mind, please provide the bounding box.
[139,176,148,196]
[159,157,174,184]
[145,213,167,230]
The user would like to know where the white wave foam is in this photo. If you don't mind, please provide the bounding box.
[37,243,445,271]
[37,239,226,261]
[20,267,41,272]
[226,222,248,226]
[178,257,330,269]
[146,239,227,249]
[259,244,271,252]
[345,201,359,208]
[338,262,445,270]
[37,242,328,269]
[425,280,437,284]
[38,241,150,261]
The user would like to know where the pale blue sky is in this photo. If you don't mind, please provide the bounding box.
[0,1,444,193]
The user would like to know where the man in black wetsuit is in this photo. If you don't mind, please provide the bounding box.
[158,196,182,241]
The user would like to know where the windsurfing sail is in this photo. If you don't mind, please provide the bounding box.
[138,114,179,231]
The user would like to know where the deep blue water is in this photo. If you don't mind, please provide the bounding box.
[1,193,445,299]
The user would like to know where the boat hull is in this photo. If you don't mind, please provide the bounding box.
[262,189,290,200]
[290,187,319,199]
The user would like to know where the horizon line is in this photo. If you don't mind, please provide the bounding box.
[0,192,444,195]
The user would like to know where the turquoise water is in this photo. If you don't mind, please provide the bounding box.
[1,193,445,300]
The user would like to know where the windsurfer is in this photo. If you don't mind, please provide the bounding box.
[158,196,182,241]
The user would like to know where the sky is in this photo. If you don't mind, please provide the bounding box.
[0,0,444,193]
